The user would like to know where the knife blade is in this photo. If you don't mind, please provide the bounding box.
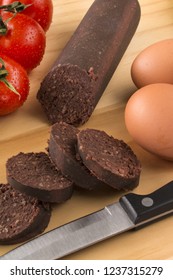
[1,180,173,260]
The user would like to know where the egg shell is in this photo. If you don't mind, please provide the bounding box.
[131,39,173,88]
[125,83,173,160]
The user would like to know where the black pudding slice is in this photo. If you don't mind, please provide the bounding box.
[77,128,142,190]
[0,183,51,245]
[6,152,74,203]
[48,122,108,190]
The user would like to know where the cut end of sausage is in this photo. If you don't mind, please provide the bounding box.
[37,64,95,126]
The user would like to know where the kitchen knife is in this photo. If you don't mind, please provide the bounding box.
[1,180,173,260]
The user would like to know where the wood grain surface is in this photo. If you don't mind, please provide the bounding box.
[1,0,173,259]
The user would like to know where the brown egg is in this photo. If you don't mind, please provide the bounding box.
[131,39,173,88]
[124,83,173,160]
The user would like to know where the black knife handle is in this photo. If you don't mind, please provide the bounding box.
[119,181,173,225]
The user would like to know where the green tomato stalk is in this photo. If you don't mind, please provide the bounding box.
[0,1,32,35]
[0,1,32,14]
[0,58,20,98]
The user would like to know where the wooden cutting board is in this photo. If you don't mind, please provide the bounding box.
[1,0,173,260]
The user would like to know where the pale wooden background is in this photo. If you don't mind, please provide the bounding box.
[1,0,173,259]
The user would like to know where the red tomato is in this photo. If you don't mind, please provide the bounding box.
[0,54,30,115]
[0,0,53,32]
[0,12,46,71]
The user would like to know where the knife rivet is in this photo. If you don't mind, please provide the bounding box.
[141,197,154,207]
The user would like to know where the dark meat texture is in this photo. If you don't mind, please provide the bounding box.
[48,121,109,190]
[6,152,74,203]
[37,0,141,126]
[77,128,142,190]
[0,183,51,245]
